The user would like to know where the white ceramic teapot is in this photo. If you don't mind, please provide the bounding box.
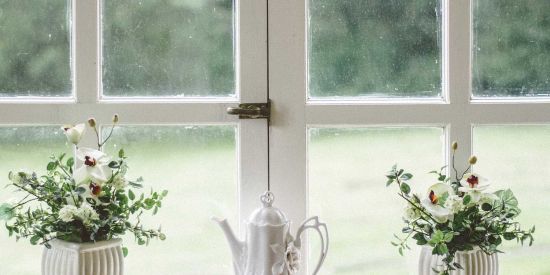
[213,191,329,275]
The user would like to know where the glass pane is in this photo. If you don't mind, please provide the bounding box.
[308,0,442,99]
[0,0,71,97]
[473,0,550,97]
[104,125,237,274]
[308,127,443,274]
[102,0,235,98]
[0,127,69,275]
[474,125,550,274]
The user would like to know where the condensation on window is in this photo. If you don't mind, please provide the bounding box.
[473,0,550,97]
[102,0,235,98]
[0,0,72,97]
[308,0,442,99]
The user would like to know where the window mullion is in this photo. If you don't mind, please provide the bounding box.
[447,0,473,177]
[73,0,99,105]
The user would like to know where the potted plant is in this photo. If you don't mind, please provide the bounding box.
[385,142,534,275]
[0,115,167,275]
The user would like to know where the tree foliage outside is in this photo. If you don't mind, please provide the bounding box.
[0,0,549,98]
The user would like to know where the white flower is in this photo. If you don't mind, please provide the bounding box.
[73,148,112,184]
[421,183,454,223]
[61,124,86,145]
[111,175,128,190]
[404,204,421,221]
[459,173,489,193]
[285,243,301,274]
[8,170,31,185]
[58,205,78,222]
[75,203,99,225]
[444,195,464,214]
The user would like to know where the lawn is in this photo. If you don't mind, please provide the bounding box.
[0,125,549,274]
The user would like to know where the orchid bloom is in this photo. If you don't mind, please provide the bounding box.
[421,183,454,223]
[61,124,86,145]
[458,173,490,204]
[459,173,489,193]
[73,148,112,185]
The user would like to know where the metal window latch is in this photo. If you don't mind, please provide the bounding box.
[227,101,270,120]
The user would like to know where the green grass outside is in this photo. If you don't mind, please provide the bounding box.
[0,125,549,274]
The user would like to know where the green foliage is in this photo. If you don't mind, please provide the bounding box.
[1,150,168,250]
[385,147,534,274]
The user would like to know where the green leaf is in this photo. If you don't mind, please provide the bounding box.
[503,232,516,240]
[128,190,135,200]
[108,161,120,169]
[438,175,446,182]
[400,182,411,194]
[122,247,129,257]
[30,235,41,245]
[119,149,125,158]
[481,203,492,211]
[401,173,413,180]
[66,157,74,167]
[0,203,15,220]
[47,162,57,171]
[463,195,471,205]
[128,181,143,188]
[494,189,519,210]
[161,190,168,197]
[159,233,166,241]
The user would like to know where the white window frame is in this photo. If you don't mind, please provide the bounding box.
[268,1,550,273]
[0,0,271,237]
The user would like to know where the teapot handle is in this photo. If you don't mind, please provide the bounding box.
[294,216,329,275]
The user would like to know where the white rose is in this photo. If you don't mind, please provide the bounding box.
[75,204,99,225]
[111,176,128,190]
[404,204,421,221]
[8,170,31,185]
[61,124,86,145]
[444,195,464,214]
[58,205,78,223]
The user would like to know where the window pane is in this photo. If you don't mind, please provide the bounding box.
[0,127,69,275]
[473,125,550,274]
[102,0,235,98]
[308,127,443,274]
[0,0,71,97]
[308,0,442,99]
[473,0,550,97]
[104,125,237,274]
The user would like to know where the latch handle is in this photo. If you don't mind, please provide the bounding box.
[226,102,270,119]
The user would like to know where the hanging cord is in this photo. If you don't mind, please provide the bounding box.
[266,0,271,192]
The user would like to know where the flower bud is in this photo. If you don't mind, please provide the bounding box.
[451,141,458,151]
[88,118,96,128]
[113,114,119,123]
[469,155,478,165]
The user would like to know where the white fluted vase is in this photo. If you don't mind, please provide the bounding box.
[42,238,124,275]
[419,246,498,275]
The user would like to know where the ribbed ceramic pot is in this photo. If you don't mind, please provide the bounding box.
[419,246,498,275]
[42,238,124,275]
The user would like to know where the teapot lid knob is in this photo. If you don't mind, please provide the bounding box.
[260,191,275,207]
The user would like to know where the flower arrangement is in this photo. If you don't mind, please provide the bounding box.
[0,115,167,255]
[385,142,534,274]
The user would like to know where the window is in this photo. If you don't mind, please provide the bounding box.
[269,0,550,273]
[0,0,267,274]
[1,0,549,274]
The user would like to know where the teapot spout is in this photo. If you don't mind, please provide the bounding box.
[212,217,245,273]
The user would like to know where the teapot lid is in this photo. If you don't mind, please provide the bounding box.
[248,191,288,226]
